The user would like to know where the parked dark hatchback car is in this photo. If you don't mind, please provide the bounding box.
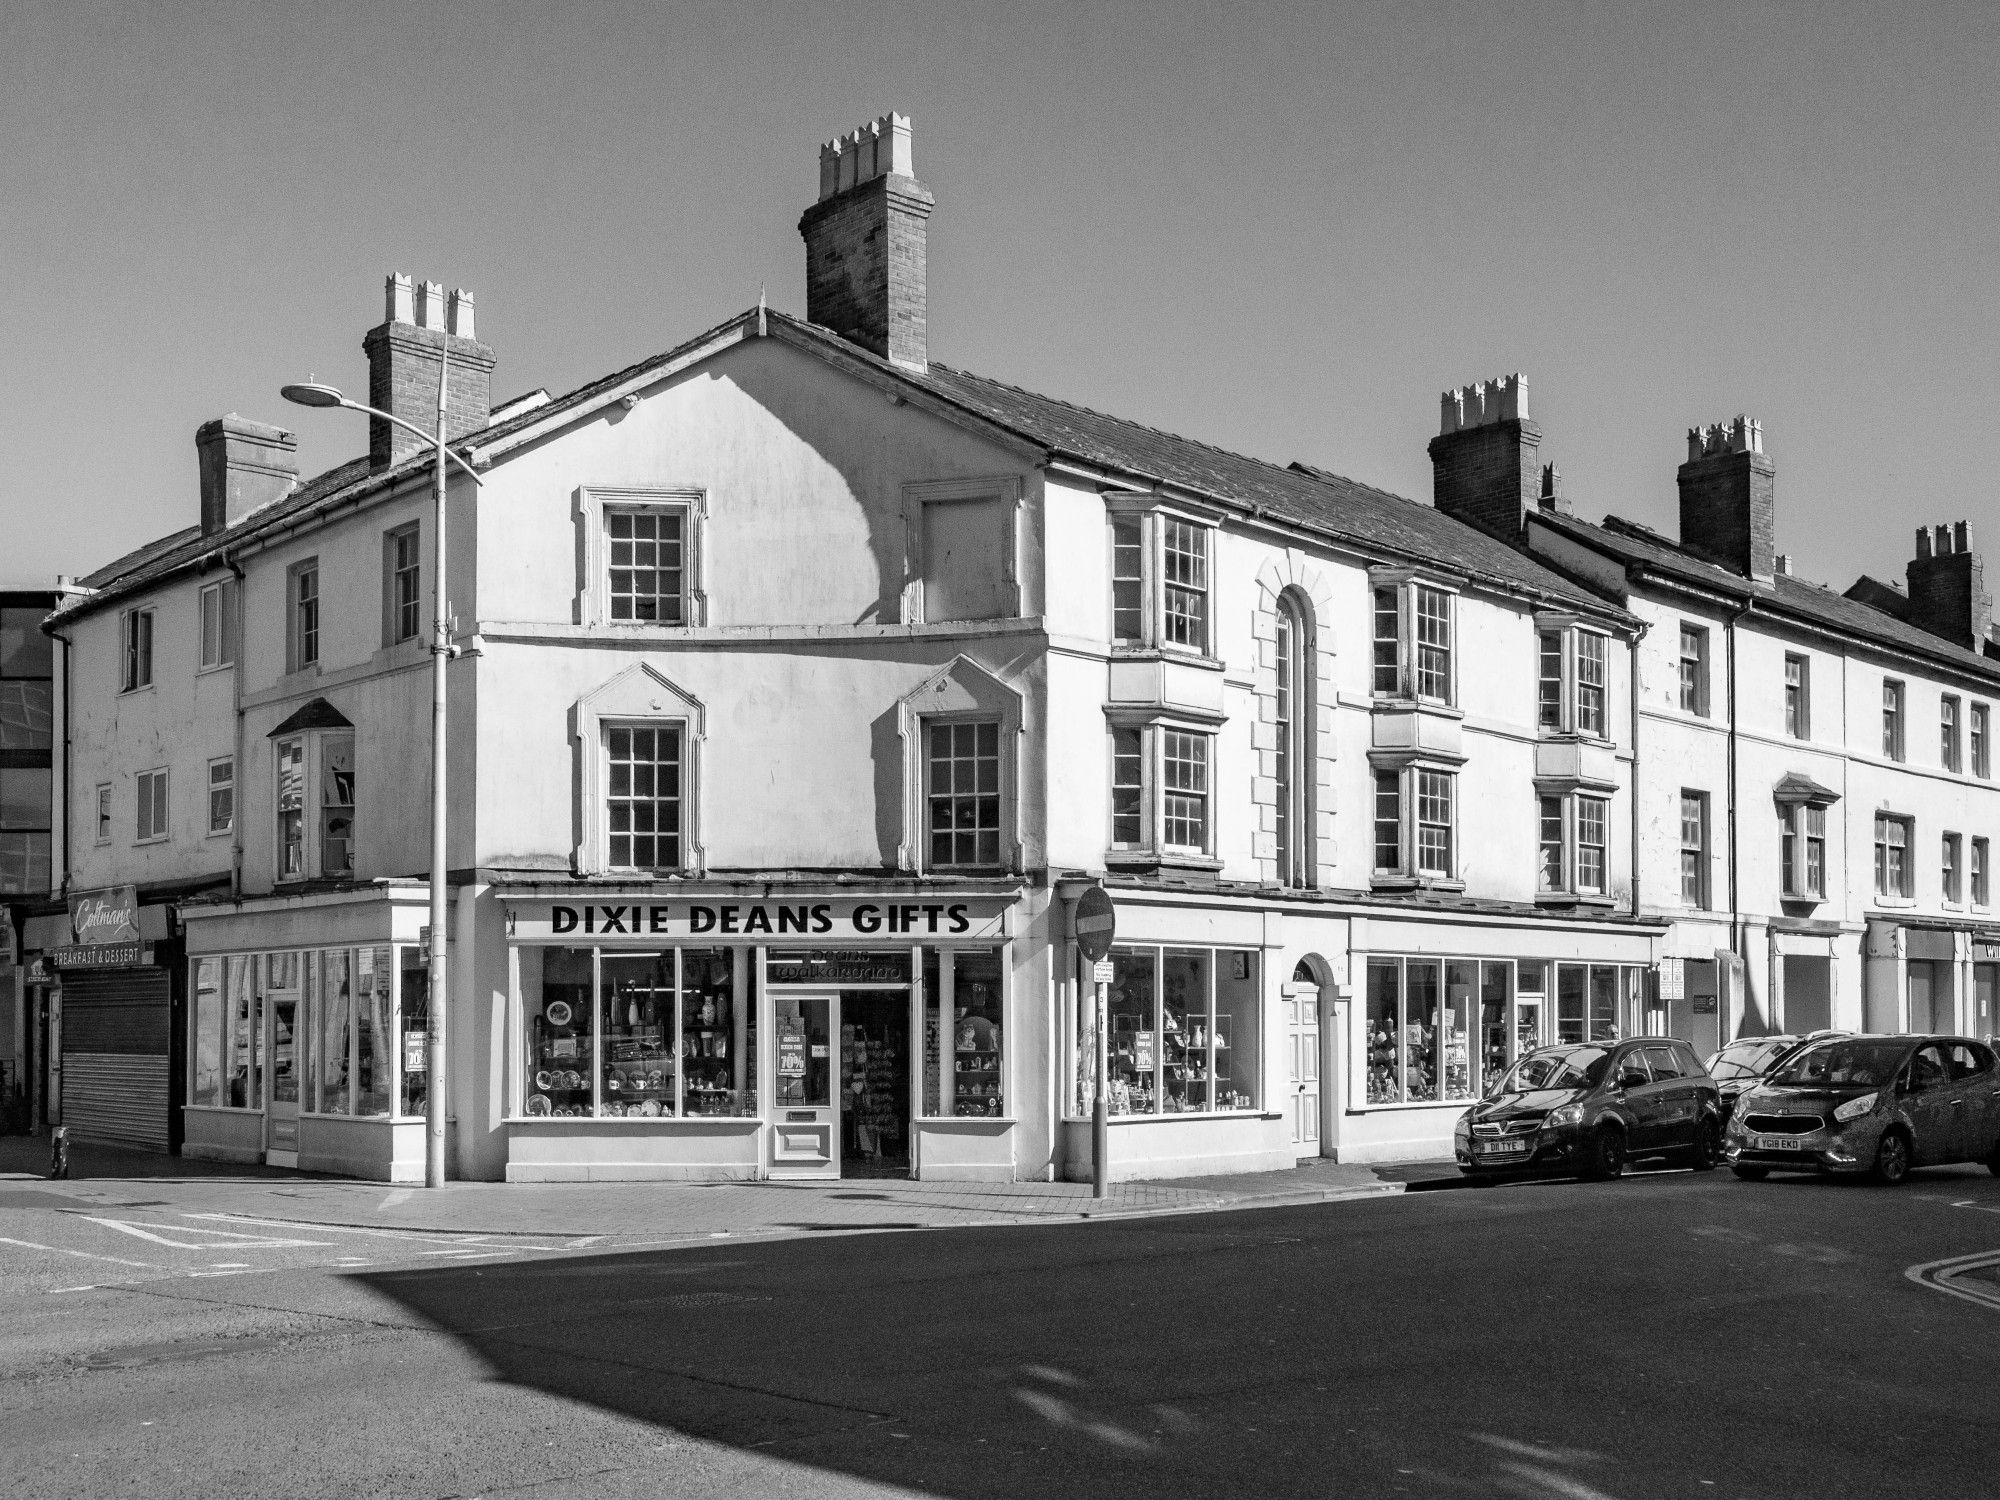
[1725,1034,2000,1184]
[1455,1037,1722,1180]
[1706,1031,1850,1126]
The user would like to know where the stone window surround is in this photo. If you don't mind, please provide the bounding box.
[573,485,709,630]
[1104,491,1222,660]
[571,662,707,877]
[893,655,1025,875]
[1250,558,1337,887]
[901,475,1023,626]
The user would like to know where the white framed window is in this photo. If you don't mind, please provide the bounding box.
[383,523,422,645]
[135,767,169,843]
[94,784,111,845]
[603,722,683,871]
[1372,762,1458,884]
[1944,832,1964,905]
[1974,703,1991,779]
[1105,717,1217,863]
[276,735,306,879]
[571,662,707,876]
[925,721,1002,870]
[904,477,1022,624]
[1784,654,1810,739]
[1370,574,1457,705]
[1874,813,1912,898]
[1103,500,1216,656]
[1680,791,1708,907]
[287,560,320,672]
[207,756,234,836]
[1781,803,1826,900]
[272,708,356,882]
[1536,789,1614,901]
[1942,695,1962,773]
[575,487,707,628]
[1882,679,1905,760]
[1974,837,1990,907]
[121,608,155,692]
[1272,591,1316,888]
[199,579,237,670]
[1535,620,1611,737]
[1678,624,1709,716]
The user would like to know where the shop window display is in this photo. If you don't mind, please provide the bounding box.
[400,950,429,1118]
[680,949,745,1116]
[1479,962,1511,1087]
[226,955,260,1109]
[601,953,674,1117]
[1442,961,1477,1101]
[525,947,593,1116]
[354,946,393,1116]
[1556,964,1586,1044]
[842,995,908,1168]
[1107,948,1157,1115]
[1365,958,1403,1103]
[1212,950,1259,1114]
[268,952,304,1111]
[949,950,1004,1117]
[192,958,222,1107]
[1588,965,1620,1041]
[316,949,350,1115]
[1162,949,1210,1112]
[1517,962,1546,1056]
[1404,961,1441,1101]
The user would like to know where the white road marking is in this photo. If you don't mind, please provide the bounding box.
[0,1235,158,1269]
[1906,1249,2000,1312]
[83,1218,329,1251]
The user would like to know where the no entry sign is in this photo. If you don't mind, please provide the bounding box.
[1074,885,1116,964]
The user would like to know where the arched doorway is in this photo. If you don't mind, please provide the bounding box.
[1285,956,1335,1160]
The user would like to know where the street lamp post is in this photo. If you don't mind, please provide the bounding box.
[283,352,483,1189]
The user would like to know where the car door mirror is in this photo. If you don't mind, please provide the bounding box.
[1618,1068,1648,1091]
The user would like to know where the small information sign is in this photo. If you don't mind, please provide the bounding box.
[1092,958,1116,985]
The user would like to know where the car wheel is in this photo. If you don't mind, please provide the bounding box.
[1690,1118,1721,1173]
[1730,1165,1769,1181]
[1580,1127,1626,1181]
[1872,1129,1912,1185]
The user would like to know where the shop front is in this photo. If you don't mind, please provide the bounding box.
[179,885,432,1181]
[499,888,1026,1182]
[1863,920,2000,1040]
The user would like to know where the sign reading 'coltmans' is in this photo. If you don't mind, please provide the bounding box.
[508,897,1010,943]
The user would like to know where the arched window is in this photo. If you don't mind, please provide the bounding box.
[1274,591,1315,886]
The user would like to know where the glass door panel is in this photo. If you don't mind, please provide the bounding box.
[771,993,837,1177]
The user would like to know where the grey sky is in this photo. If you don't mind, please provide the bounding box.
[4,1,1996,594]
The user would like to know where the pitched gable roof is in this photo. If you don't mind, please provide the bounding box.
[1534,508,2000,686]
[60,303,1628,626]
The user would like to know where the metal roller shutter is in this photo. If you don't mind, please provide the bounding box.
[59,969,172,1149]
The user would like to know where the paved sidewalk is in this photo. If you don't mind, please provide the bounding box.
[0,1136,1436,1242]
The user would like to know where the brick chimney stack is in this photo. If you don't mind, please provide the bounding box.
[362,273,495,469]
[196,414,298,535]
[1427,374,1541,536]
[1677,416,1775,582]
[799,113,933,371]
[1906,520,1993,651]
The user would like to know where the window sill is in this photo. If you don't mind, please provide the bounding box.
[1536,730,1614,749]
[1534,891,1615,909]
[118,683,156,697]
[1779,893,1825,911]
[1873,896,1918,909]
[1105,850,1224,873]
[133,836,169,847]
[196,661,235,678]
[505,1114,760,1127]
[1370,875,1465,894]
[1065,1108,1272,1125]
[1111,645,1225,673]
[1370,696,1462,719]
[1349,1099,1477,1113]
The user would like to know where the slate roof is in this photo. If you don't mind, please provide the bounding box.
[1534,509,2000,687]
[59,303,1627,625]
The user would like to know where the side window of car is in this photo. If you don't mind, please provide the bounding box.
[1641,1044,1682,1080]
[1907,1045,1948,1092]
[1675,1042,1706,1078]
[1945,1043,1987,1082]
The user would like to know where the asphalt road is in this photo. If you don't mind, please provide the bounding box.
[7,1162,2000,1499]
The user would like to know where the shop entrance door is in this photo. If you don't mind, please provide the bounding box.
[841,991,912,1178]
[266,988,302,1168]
[770,993,837,1179]
[1284,982,1320,1159]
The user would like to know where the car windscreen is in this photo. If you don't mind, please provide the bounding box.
[1497,1047,1611,1094]
[1768,1038,1909,1089]
[1706,1039,1793,1081]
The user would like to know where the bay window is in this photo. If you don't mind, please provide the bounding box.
[1372,761,1458,885]
[1370,573,1457,704]
[1099,945,1260,1116]
[1535,619,1611,737]
[1104,503,1216,655]
[1781,803,1827,899]
[1537,788,1614,901]
[1105,719,1216,865]
[271,701,358,882]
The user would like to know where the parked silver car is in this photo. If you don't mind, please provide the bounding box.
[1724,1035,2000,1184]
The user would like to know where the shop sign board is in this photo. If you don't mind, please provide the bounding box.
[51,943,146,969]
[508,896,1010,943]
[1073,886,1116,964]
[70,886,141,946]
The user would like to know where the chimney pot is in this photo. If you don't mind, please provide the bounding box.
[363,273,496,468]
[386,272,414,325]
[1775,554,1792,576]
[448,288,475,340]
[800,112,932,370]
[1935,523,1953,556]
[1955,520,1972,553]
[1916,526,1933,560]
[416,280,447,331]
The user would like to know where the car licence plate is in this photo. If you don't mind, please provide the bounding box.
[1477,1140,1528,1154]
[1754,1135,1802,1151]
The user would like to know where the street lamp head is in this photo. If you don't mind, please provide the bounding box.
[280,381,347,409]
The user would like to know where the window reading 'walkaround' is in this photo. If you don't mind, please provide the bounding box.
[926,721,1000,870]
[605,723,683,870]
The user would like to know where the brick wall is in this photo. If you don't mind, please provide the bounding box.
[1426,420,1541,538]
[1907,550,1992,649]
[1676,449,1776,580]
[799,175,934,370]
[362,323,496,469]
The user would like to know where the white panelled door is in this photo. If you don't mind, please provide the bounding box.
[1285,982,1321,1157]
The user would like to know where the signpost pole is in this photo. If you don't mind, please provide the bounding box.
[1070,884,1117,1202]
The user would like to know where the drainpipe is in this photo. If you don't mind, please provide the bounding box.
[225,553,247,901]
[1626,619,1649,921]
[1724,601,1753,1037]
